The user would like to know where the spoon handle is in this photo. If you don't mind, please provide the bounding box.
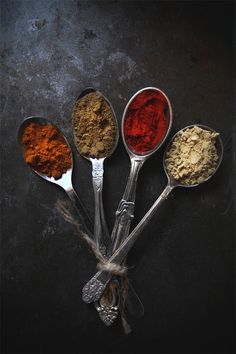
[91,158,121,325]
[111,158,144,251]
[91,158,111,254]
[67,188,93,237]
[91,160,145,324]
[82,184,174,303]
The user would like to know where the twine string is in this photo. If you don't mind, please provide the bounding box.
[56,200,127,276]
[55,199,132,334]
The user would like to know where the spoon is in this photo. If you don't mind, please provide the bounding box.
[82,124,223,303]
[72,88,119,255]
[18,116,93,236]
[72,88,122,325]
[111,87,173,252]
[73,89,145,325]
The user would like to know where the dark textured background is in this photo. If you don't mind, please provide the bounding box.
[1,1,235,353]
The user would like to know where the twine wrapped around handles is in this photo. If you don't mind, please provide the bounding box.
[55,200,127,276]
[55,199,131,334]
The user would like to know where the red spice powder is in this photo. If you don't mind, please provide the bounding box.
[123,89,169,155]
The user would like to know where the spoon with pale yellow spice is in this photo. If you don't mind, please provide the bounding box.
[18,116,93,235]
[82,124,223,304]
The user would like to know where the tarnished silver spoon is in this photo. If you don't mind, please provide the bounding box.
[82,124,223,303]
[72,89,122,325]
[111,87,173,252]
[72,89,144,325]
[72,88,119,255]
[18,116,93,235]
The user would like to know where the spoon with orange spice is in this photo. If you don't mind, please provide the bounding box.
[18,116,93,234]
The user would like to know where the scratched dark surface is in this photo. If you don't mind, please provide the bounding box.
[1,1,235,353]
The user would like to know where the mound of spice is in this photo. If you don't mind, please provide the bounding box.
[123,89,169,155]
[22,122,72,179]
[72,91,117,158]
[165,126,219,185]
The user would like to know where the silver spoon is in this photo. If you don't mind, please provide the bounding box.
[72,88,119,255]
[72,89,122,325]
[18,116,93,235]
[73,89,145,325]
[82,124,223,303]
[111,87,173,252]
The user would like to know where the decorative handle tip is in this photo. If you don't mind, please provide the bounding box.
[82,277,105,303]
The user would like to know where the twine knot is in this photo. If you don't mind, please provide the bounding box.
[97,259,127,276]
[55,200,127,276]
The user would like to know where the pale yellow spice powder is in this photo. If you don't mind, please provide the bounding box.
[165,126,219,185]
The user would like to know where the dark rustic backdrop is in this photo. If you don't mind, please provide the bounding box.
[1,1,235,353]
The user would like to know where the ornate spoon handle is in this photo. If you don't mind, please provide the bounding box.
[111,157,144,251]
[91,158,121,325]
[91,158,111,254]
[82,184,174,303]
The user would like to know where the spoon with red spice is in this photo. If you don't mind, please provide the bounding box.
[18,116,93,235]
[111,87,173,251]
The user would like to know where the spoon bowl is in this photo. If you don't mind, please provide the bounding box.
[18,116,73,191]
[163,124,224,188]
[73,87,119,160]
[122,86,173,158]
[111,87,173,251]
[18,116,92,234]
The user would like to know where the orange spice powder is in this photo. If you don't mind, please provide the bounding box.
[22,122,72,179]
